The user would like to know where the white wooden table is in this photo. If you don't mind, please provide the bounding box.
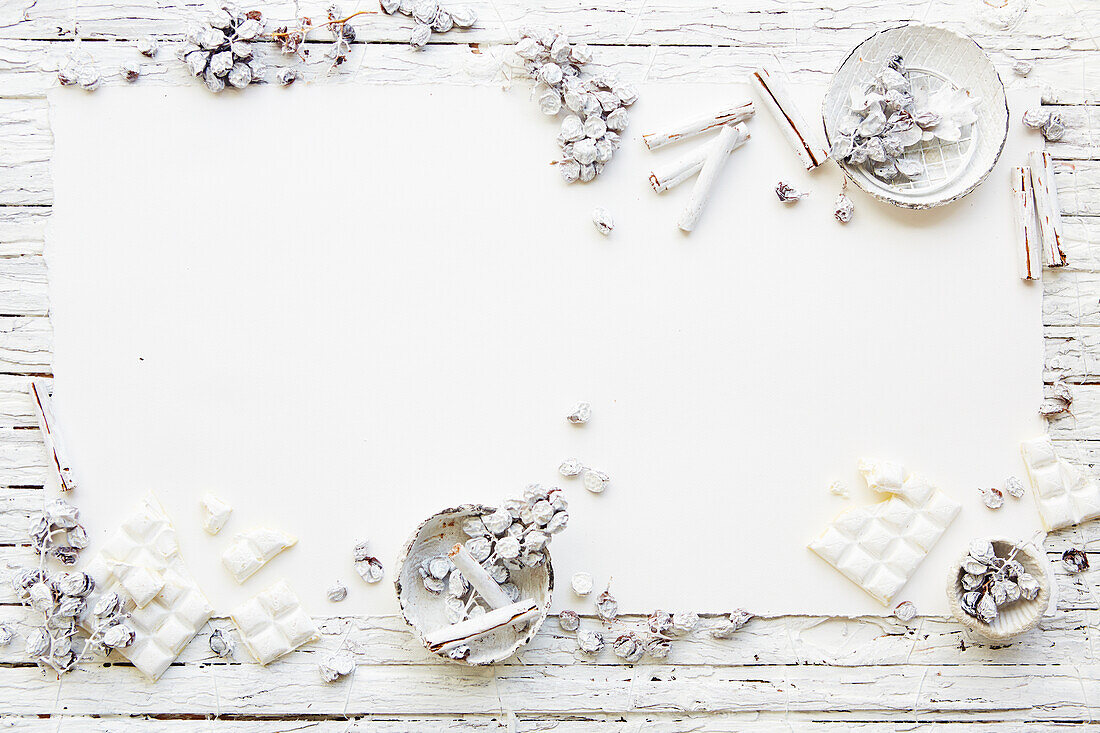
[1,1,1099,729]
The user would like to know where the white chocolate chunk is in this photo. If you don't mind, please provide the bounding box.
[80,494,213,680]
[199,492,233,535]
[1021,436,1100,530]
[809,460,961,605]
[230,579,319,665]
[222,528,298,583]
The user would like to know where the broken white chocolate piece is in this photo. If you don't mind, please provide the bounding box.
[641,101,754,150]
[751,68,829,170]
[230,579,320,665]
[79,494,214,680]
[199,492,233,535]
[222,528,298,583]
[809,460,961,605]
[1020,436,1100,530]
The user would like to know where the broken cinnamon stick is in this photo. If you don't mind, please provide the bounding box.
[677,124,743,233]
[28,380,77,492]
[750,67,829,170]
[649,124,750,193]
[1028,150,1067,267]
[449,543,511,610]
[1011,166,1041,281]
[424,598,540,653]
[641,101,754,151]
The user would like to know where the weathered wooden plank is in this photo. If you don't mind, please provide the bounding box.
[0,316,51,374]
[0,256,47,315]
[0,206,48,258]
[0,0,1096,51]
[0,374,41,427]
[0,661,1099,718]
[0,428,47,486]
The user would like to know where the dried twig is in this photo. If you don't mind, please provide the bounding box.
[449,543,511,610]
[1011,166,1041,281]
[750,67,829,170]
[424,598,539,653]
[642,102,754,151]
[649,124,750,194]
[1028,150,1067,267]
[28,380,76,492]
[677,124,744,233]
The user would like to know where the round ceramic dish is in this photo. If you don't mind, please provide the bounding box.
[822,24,1009,209]
[946,537,1050,641]
[395,504,554,665]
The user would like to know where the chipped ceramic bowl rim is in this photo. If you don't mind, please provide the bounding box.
[822,23,1010,210]
[945,536,1051,641]
[394,503,555,666]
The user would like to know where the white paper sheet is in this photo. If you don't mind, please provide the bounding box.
[46,83,1045,616]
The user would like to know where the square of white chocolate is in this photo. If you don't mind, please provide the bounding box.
[1021,436,1100,530]
[809,460,961,605]
[230,579,319,665]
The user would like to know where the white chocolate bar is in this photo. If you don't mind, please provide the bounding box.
[1021,436,1100,530]
[199,492,233,535]
[81,494,213,680]
[221,527,297,583]
[230,579,319,665]
[808,460,961,605]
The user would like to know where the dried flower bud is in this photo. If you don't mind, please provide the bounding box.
[319,652,355,682]
[775,181,806,203]
[980,487,1004,510]
[209,628,232,657]
[576,628,603,654]
[558,609,580,631]
[1063,548,1089,574]
[592,207,614,236]
[1005,476,1025,499]
[327,581,348,602]
[595,584,618,622]
[355,556,384,584]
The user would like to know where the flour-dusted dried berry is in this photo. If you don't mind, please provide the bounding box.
[495,535,522,560]
[422,574,446,594]
[612,633,644,662]
[122,61,142,82]
[595,584,618,622]
[893,601,917,622]
[318,651,356,682]
[447,570,469,597]
[355,556,385,584]
[54,572,93,598]
[1018,572,1040,600]
[444,594,467,623]
[559,458,583,477]
[524,530,549,552]
[544,510,569,534]
[571,572,594,597]
[968,540,995,565]
[834,193,854,223]
[101,623,136,649]
[582,469,609,494]
[484,508,512,536]
[592,207,614,236]
[558,609,581,632]
[1005,476,1025,499]
[209,628,233,657]
[1022,108,1049,129]
[486,562,509,584]
[1012,60,1033,77]
[138,37,159,57]
[327,581,348,602]
[577,628,604,654]
[980,487,1005,510]
[776,181,806,203]
[501,582,521,603]
[645,636,672,658]
[428,556,453,580]
[1063,548,1089,573]
[0,625,12,647]
[669,611,699,636]
[975,593,998,623]
[25,628,50,659]
[1041,113,1065,142]
[711,610,753,639]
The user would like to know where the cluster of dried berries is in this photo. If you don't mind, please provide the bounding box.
[181,6,265,92]
[13,568,103,674]
[511,28,637,184]
[958,540,1040,624]
[559,458,609,494]
[1022,108,1065,142]
[83,591,138,658]
[274,4,359,75]
[982,475,1028,510]
[354,541,385,584]
[776,181,807,204]
[1040,380,1072,418]
[57,55,100,90]
[832,55,979,183]
[1062,548,1089,573]
[28,499,86,565]
[380,0,477,50]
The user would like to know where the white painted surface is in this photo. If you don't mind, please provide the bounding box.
[0,0,1097,727]
[46,83,1044,616]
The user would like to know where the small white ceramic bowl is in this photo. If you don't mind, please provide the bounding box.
[822,23,1009,209]
[394,504,554,665]
[946,537,1051,641]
